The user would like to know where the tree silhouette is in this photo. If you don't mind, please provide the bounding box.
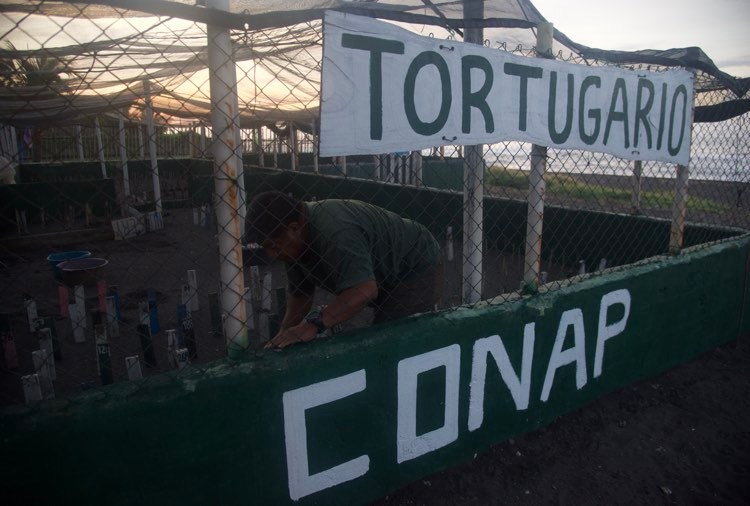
[0,42,70,161]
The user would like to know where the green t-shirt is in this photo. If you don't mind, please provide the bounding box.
[287,200,439,295]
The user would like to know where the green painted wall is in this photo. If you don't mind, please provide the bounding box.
[2,235,748,505]
[209,169,737,269]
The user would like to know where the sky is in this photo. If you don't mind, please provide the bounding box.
[532,0,750,77]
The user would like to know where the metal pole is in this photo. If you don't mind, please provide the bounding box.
[522,21,554,292]
[631,160,642,212]
[235,122,246,226]
[118,111,131,199]
[94,116,107,178]
[76,125,85,161]
[669,164,690,255]
[462,0,484,304]
[312,122,319,174]
[143,80,162,213]
[207,0,247,357]
[257,128,265,167]
[290,123,298,171]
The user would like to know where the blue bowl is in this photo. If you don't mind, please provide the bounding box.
[47,250,91,280]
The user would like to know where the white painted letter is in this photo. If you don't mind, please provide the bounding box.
[397,345,461,463]
[468,324,535,432]
[541,308,587,402]
[283,370,369,501]
[594,288,631,378]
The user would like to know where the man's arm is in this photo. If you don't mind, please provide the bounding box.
[265,280,378,349]
[279,293,314,332]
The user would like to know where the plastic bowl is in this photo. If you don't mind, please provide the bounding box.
[57,257,108,286]
[47,250,91,280]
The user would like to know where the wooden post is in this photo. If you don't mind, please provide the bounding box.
[119,111,131,199]
[138,302,156,367]
[125,355,143,380]
[669,164,690,255]
[177,303,197,359]
[176,348,190,369]
[143,80,162,214]
[76,125,85,161]
[187,270,199,311]
[107,285,122,321]
[522,21,554,292]
[97,280,107,313]
[24,295,38,332]
[69,303,86,343]
[22,374,43,405]
[259,271,272,343]
[37,315,61,361]
[94,322,113,386]
[38,328,56,380]
[631,160,642,212]
[166,328,178,369]
[147,288,160,335]
[73,285,86,327]
[105,295,119,338]
[290,123,298,171]
[312,122,319,174]
[32,350,54,399]
[94,116,107,178]
[445,226,454,262]
[257,128,265,167]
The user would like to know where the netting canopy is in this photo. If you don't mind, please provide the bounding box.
[1,0,748,130]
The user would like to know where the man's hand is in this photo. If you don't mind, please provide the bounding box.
[264,321,317,349]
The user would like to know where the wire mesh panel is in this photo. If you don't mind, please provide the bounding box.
[0,1,747,407]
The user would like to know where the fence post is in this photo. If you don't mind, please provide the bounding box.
[669,164,690,255]
[522,21,554,292]
[631,160,642,212]
[94,116,107,178]
[461,0,484,304]
[199,122,207,157]
[290,123,298,171]
[312,122,319,174]
[118,111,131,199]
[207,0,248,357]
[143,79,162,214]
[76,125,85,161]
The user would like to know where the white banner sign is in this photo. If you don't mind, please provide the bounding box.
[320,11,694,165]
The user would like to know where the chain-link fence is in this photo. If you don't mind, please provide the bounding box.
[0,1,747,407]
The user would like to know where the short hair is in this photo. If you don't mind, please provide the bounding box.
[245,191,304,243]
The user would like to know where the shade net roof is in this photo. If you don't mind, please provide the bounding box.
[0,0,747,129]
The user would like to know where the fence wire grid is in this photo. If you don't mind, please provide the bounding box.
[0,1,748,407]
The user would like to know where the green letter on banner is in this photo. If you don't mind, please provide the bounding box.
[548,71,574,144]
[668,85,688,156]
[603,78,630,148]
[461,55,494,134]
[503,63,543,132]
[404,51,452,136]
[634,78,655,149]
[578,76,601,145]
[341,34,405,141]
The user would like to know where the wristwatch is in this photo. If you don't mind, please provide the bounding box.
[305,309,328,334]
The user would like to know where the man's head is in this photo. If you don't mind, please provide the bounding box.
[246,191,307,262]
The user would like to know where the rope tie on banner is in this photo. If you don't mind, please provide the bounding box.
[438,44,454,52]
